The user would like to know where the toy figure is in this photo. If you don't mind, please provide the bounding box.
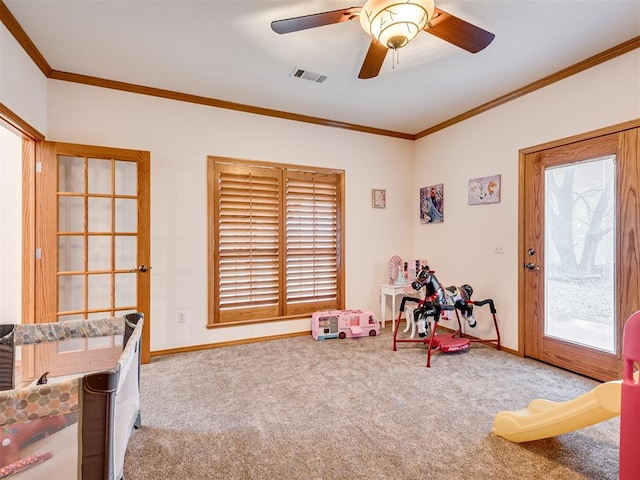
[0,414,69,477]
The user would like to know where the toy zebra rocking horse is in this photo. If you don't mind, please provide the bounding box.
[393,266,501,367]
[409,267,476,338]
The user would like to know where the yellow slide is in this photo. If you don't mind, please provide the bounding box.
[492,380,624,443]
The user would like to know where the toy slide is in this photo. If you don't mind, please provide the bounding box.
[492,381,621,443]
[493,371,639,443]
[493,311,640,477]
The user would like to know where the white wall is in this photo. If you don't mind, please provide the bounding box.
[0,124,22,324]
[0,24,48,134]
[413,50,640,350]
[46,81,415,351]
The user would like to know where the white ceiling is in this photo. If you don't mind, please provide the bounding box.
[5,0,640,136]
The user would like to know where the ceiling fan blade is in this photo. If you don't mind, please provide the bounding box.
[358,39,388,79]
[271,7,361,34]
[425,8,495,53]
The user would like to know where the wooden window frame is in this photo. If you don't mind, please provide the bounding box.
[207,156,345,327]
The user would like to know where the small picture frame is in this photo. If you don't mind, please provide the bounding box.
[468,174,501,205]
[419,184,444,223]
[372,189,386,208]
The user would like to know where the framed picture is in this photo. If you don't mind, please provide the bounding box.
[468,174,501,205]
[372,189,386,208]
[419,184,444,223]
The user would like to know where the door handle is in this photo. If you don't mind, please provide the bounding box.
[524,262,541,272]
[129,265,151,273]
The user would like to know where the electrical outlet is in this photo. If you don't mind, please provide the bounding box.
[176,311,187,323]
[494,243,505,254]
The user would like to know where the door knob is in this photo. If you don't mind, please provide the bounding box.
[130,265,151,273]
[524,262,541,272]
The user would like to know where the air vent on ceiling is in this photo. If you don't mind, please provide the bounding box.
[290,67,327,83]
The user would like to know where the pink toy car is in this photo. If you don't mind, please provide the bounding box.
[312,309,379,340]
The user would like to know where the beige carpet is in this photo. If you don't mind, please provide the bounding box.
[123,328,619,479]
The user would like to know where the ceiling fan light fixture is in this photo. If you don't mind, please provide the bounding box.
[360,0,435,49]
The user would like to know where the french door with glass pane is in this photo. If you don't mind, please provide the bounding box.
[34,142,150,378]
[521,127,640,382]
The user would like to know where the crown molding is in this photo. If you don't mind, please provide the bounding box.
[47,70,414,140]
[0,1,51,76]
[414,35,640,139]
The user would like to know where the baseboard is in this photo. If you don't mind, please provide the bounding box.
[150,330,311,358]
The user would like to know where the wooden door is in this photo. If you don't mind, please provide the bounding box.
[521,127,640,382]
[34,142,150,379]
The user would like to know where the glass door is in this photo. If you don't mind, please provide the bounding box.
[35,142,150,378]
[521,130,638,382]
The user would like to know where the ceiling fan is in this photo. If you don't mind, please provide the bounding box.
[271,0,495,79]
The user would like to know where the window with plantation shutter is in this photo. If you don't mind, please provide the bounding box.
[208,158,344,326]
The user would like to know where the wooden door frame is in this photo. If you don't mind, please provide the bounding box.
[21,136,37,379]
[0,110,42,382]
[518,118,640,371]
[0,113,43,338]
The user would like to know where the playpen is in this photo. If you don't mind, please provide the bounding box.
[0,313,143,479]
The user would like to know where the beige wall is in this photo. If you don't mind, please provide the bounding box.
[412,50,640,349]
[0,24,48,133]
[45,81,415,351]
